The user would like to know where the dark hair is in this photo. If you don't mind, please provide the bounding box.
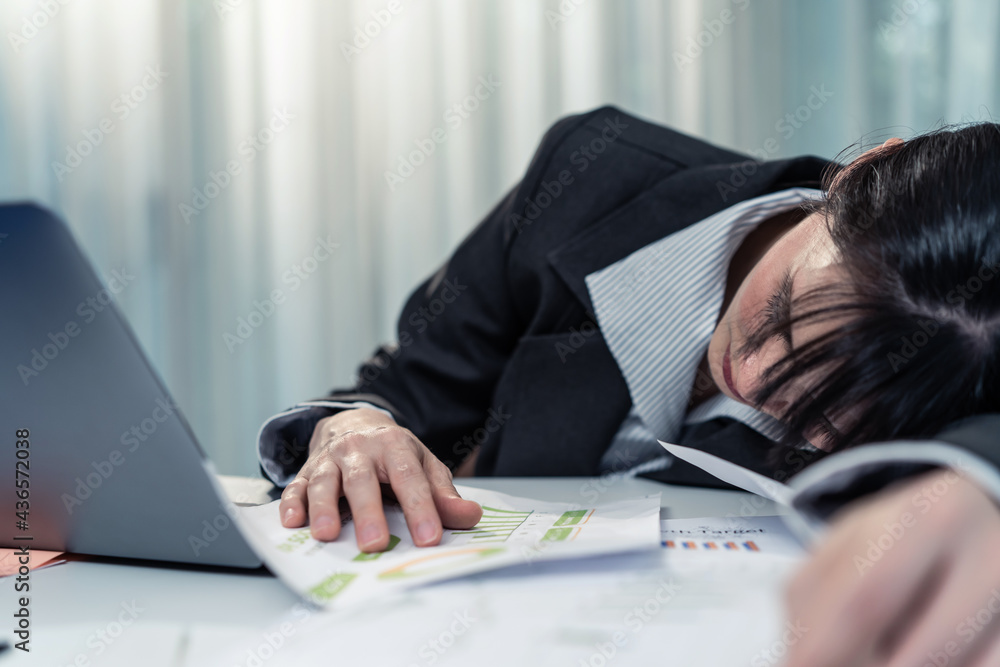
[746,122,1000,453]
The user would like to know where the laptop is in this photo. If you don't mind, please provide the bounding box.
[0,203,262,568]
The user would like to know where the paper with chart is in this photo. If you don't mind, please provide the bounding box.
[194,515,807,667]
[234,485,661,608]
[659,515,805,558]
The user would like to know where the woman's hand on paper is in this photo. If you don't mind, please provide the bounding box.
[277,408,483,552]
[785,468,1000,667]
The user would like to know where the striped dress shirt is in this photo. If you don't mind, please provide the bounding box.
[586,187,825,476]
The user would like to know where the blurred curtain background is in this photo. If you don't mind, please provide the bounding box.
[1,0,997,475]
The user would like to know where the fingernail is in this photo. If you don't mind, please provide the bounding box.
[312,515,334,531]
[359,524,381,547]
[282,508,296,525]
[416,520,437,544]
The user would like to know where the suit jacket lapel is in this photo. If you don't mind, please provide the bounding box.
[547,156,831,312]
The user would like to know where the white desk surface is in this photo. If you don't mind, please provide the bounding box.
[9,475,783,664]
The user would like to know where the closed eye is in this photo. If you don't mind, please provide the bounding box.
[764,269,794,351]
[815,414,840,438]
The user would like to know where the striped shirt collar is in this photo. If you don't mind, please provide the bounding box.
[585,187,825,446]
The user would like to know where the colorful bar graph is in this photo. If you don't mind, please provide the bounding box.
[662,539,762,552]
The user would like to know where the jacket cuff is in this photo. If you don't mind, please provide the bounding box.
[256,401,393,487]
[787,441,1000,541]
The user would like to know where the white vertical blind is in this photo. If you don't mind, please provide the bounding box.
[1,0,997,474]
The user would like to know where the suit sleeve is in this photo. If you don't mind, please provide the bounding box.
[786,414,1000,536]
[256,109,599,486]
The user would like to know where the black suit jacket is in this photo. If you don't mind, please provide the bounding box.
[277,106,999,492]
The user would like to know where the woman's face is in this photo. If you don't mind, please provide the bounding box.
[707,139,902,448]
[706,209,847,449]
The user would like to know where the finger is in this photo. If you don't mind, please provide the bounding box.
[278,475,310,528]
[785,510,945,667]
[884,550,1000,667]
[969,628,1000,667]
[424,456,483,529]
[787,493,899,606]
[305,463,343,542]
[385,447,445,547]
[279,416,335,529]
[787,537,942,666]
[340,453,390,552]
[785,507,875,622]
